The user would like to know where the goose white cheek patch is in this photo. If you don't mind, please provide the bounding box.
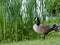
[35,18,37,21]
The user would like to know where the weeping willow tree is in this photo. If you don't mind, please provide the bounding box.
[4,0,23,41]
[0,0,60,42]
[1,0,7,40]
[0,2,3,40]
[0,0,46,41]
[0,0,23,41]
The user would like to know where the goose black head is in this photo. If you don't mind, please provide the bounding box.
[34,17,40,26]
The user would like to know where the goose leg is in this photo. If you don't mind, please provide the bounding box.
[43,35,45,40]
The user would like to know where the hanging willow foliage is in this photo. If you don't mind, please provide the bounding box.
[0,0,60,42]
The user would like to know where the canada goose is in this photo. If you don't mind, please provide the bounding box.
[33,17,57,39]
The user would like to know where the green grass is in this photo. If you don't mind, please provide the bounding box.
[0,36,60,45]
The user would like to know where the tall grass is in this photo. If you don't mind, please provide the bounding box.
[0,0,60,42]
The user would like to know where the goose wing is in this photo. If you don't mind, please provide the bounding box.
[39,24,52,34]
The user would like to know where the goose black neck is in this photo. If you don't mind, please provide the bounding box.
[36,18,40,26]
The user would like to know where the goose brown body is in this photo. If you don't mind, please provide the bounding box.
[33,24,53,35]
[33,17,57,39]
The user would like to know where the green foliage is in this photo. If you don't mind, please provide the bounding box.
[45,0,60,16]
[0,0,60,42]
[1,36,60,45]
